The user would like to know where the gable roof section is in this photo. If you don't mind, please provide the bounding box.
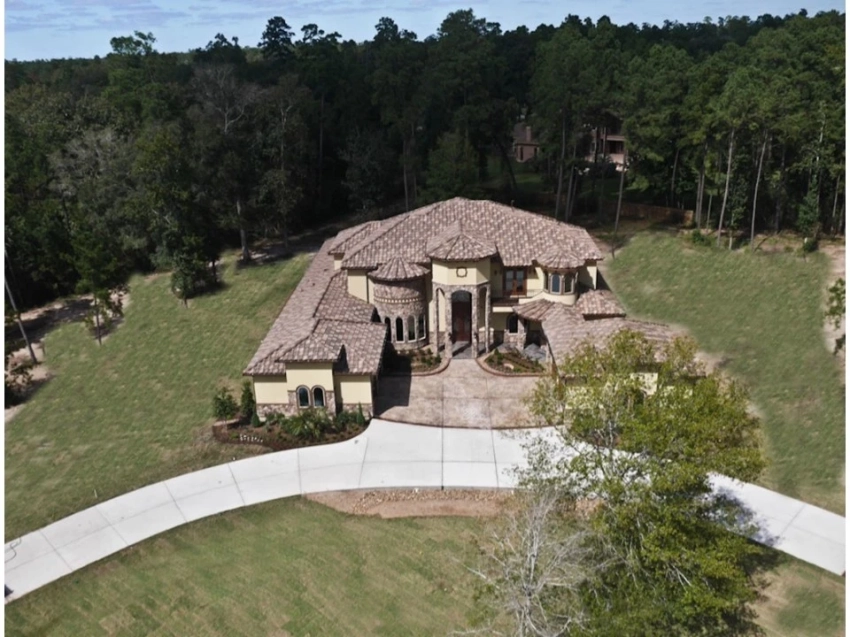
[514,298,557,322]
[327,220,381,255]
[540,304,681,363]
[426,221,498,261]
[340,198,603,269]
[244,239,385,376]
[574,289,626,318]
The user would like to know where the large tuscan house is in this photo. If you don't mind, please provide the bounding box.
[244,198,673,418]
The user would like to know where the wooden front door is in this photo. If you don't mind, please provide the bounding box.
[452,298,471,342]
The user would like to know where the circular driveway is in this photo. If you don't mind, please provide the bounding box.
[374,359,541,428]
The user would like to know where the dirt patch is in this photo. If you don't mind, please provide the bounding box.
[306,488,513,519]
[820,242,845,377]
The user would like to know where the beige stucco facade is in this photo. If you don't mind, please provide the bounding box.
[431,259,491,286]
[334,374,373,406]
[253,375,290,405]
[347,270,370,302]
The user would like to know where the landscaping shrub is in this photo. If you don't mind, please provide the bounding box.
[333,409,358,432]
[286,408,331,441]
[240,379,255,421]
[690,228,712,247]
[212,387,238,421]
[251,410,262,428]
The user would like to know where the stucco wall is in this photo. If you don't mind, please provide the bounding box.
[334,375,374,406]
[431,260,490,286]
[527,266,544,295]
[253,376,289,404]
[578,263,598,289]
[347,270,370,302]
[254,364,335,406]
[285,363,335,391]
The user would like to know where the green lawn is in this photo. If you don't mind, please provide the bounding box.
[605,233,845,513]
[5,252,311,540]
[4,499,481,636]
[4,497,842,637]
[757,557,846,637]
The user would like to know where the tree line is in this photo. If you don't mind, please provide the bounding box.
[5,9,844,310]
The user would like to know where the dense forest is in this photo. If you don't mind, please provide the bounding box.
[5,9,845,310]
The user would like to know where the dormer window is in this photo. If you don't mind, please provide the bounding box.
[547,271,575,295]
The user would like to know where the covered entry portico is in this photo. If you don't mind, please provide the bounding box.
[432,281,491,360]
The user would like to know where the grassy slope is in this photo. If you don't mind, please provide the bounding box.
[757,557,845,637]
[5,253,311,540]
[4,499,481,636]
[605,233,845,513]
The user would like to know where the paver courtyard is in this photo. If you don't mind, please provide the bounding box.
[375,359,539,428]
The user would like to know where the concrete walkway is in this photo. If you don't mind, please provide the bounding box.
[5,420,845,602]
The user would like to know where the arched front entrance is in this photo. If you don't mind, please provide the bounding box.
[451,291,472,344]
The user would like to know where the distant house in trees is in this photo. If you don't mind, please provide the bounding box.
[586,118,627,171]
[512,123,540,163]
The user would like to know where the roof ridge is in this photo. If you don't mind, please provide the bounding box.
[342,203,440,266]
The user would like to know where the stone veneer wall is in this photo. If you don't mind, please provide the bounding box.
[257,389,338,419]
[373,278,428,351]
[341,403,373,419]
[502,316,527,347]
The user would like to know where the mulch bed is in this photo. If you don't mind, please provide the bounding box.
[212,420,368,452]
[482,351,545,375]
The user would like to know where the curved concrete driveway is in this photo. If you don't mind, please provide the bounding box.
[4,419,845,602]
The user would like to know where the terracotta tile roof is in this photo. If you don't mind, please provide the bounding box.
[534,245,586,270]
[327,220,381,255]
[316,271,376,322]
[244,239,385,376]
[282,330,343,363]
[313,320,387,374]
[514,298,557,322]
[339,198,603,269]
[574,290,626,318]
[540,304,681,363]
[369,256,429,281]
[282,320,386,374]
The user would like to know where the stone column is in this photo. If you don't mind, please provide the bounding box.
[484,284,491,351]
[471,285,479,355]
[445,293,453,360]
[432,284,440,355]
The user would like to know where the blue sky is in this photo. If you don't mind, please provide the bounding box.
[4,0,845,61]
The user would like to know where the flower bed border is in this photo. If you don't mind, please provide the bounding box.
[212,419,369,452]
[476,354,547,377]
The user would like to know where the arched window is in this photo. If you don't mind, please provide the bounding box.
[384,317,391,342]
[417,314,426,340]
[563,273,574,294]
[407,316,415,341]
[507,314,519,334]
[296,386,310,408]
[312,386,325,408]
[550,273,561,294]
[395,317,404,342]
